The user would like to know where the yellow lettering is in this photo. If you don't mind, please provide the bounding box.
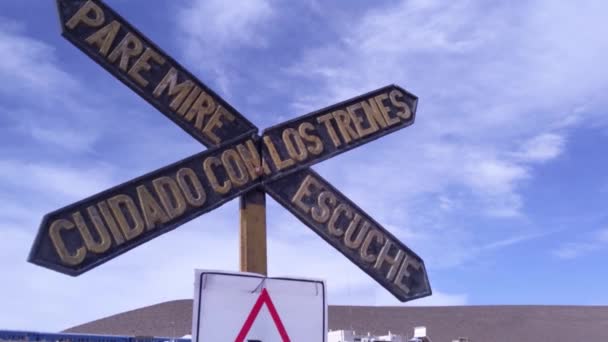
[202,106,235,144]
[282,128,308,162]
[375,93,399,126]
[263,136,294,171]
[389,89,412,120]
[153,67,194,110]
[203,156,231,194]
[184,91,216,129]
[332,109,359,144]
[237,140,269,180]
[344,215,369,249]
[108,32,144,72]
[317,113,341,147]
[176,168,207,207]
[49,219,86,266]
[373,239,404,281]
[97,201,125,246]
[221,149,249,187]
[328,204,352,237]
[393,255,423,294]
[108,194,145,241]
[177,86,202,116]
[312,191,336,224]
[152,177,187,219]
[348,102,378,138]
[360,229,384,262]
[361,98,388,130]
[73,208,111,254]
[136,184,170,230]
[65,0,104,29]
[298,122,323,155]
[84,20,120,56]
[128,48,166,87]
[291,175,319,213]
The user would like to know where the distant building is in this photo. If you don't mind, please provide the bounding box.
[328,330,404,342]
[408,326,430,342]
[328,329,357,342]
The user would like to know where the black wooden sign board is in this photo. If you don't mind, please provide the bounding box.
[265,169,430,301]
[261,85,417,181]
[30,134,261,275]
[56,0,257,147]
[29,0,431,303]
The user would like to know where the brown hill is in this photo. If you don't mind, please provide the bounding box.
[64,300,608,342]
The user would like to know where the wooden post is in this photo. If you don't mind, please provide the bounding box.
[239,189,267,275]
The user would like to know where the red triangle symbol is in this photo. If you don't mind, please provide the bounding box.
[234,288,291,342]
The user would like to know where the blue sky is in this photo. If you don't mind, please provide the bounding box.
[2,0,608,331]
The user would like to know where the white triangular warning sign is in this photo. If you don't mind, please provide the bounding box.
[234,288,291,342]
[192,271,326,342]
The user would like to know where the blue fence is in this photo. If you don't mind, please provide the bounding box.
[0,330,191,342]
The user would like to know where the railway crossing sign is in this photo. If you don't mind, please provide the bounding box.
[192,271,326,342]
[235,288,290,342]
[28,0,432,302]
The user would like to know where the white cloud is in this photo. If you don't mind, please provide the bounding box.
[0,19,76,94]
[438,196,453,212]
[178,0,274,49]
[464,159,528,195]
[25,124,98,153]
[0,18,112,153]
[176,0,276,95]
[282,0,608,224]
[598,230,608,242]
[553,228,608,259]
[514,133,565,163]
[553,242,599,260]
[0,160,115,201]
[480,232,547,251]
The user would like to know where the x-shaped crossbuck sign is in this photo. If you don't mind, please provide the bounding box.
[29,0,432,302]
